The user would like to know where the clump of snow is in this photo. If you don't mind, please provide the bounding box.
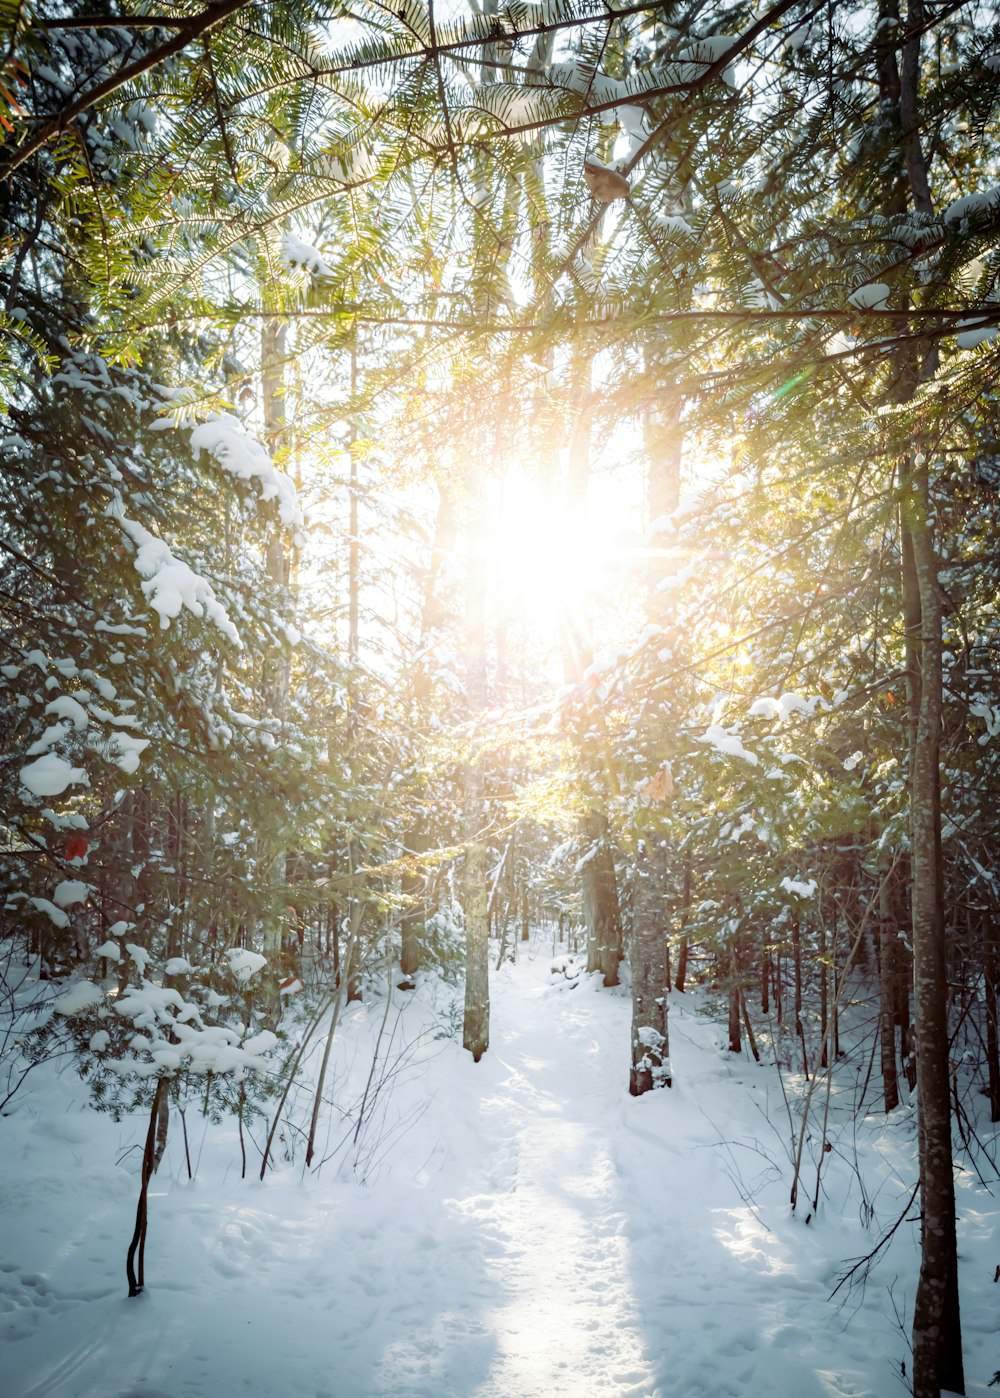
[847,282,889,309]
[655,212,695,237]
[970,699,1000,742]
[190,415,303,530]
[749,692,818,721]
[29,897,70,928]
[44,695,89,730]
[26,720,72,756]
[780,876,817,899]
[106,496,241,645]
[51,981,103,1015]
[226,948,267,983]
[94,940,122,961]
[126,944,151,976]
[281,230,333,278]
[20,753,90,797]
[52,880,89,908]
[944,186,1000,223]
[104,731,150,774]
[697,724,758,765]
[165,957,194,975]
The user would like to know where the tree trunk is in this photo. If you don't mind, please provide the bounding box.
[629,842,671,1095]
[727,934,741,1055]
[400,489,456,976]
[462,474,489,1061]
[906,452,964,1398]
[792,912,807,1076]
[879,862,900,1112]
[982,912,1000,1123]
[581,811,623,987]
[126,1076,168,1297]
[260,316,291,1024]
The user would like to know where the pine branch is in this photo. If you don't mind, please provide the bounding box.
[1,0,255,183]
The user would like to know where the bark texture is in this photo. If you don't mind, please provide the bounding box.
[907,457,964,1398]
[629,843,670,1095]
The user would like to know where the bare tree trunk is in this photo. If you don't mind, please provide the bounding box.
[727,935,741,1055]
[906,451,964,1397]
[792,911,807,1076]
[629,842,671,1094]
[674,856,691,992]
[462,475,489,1062]
[260,316,291,1023]
[401,491,457,977]
[879,859,900,1112]
[983,912,1000,1123]
[581,812,622,986]
[126,1076,168,1297]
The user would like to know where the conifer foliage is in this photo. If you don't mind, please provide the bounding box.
[2,2,999,1393]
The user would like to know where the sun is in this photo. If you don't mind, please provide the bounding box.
[481,466,640,666]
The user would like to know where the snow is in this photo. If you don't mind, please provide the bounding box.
[94,940,122,961]
[280,230,333,279]
[19,752,90,797]
[44,694,89,729]
[750,691,818,721]
[106,497,241,645]
[25,720,71,755]
[697,723,759,765]
[126,943,151,975]
[3,951,998,1398]
[780,876,817,899]
[943,186,1000,223]
[52,880,89,908]
[226,947,268,982]
[103,730,150,773]
[847,282,889,309]
[28,897,70,928]
[50,980,104,1014]
[190,414,303,530]
[654,211,695,237]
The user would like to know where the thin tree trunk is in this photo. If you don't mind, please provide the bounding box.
[260,316,291,1024]
[879,862,900,1112]
[629,842,671,1094]
[728,935,741,1055]
[462,474,489,1062]
[126,1076,168,1297]
[792,912,807,1076]
[907,450,964,1398]
[983,912,1000,1123]
[581,812,623,987]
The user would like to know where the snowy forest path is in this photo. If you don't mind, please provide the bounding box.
[351,955,889,1398]
[1,950,949,1398]
[441,966,661,1397]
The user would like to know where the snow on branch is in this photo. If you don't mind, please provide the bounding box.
[190,413,303,530]
[105,495,241,644]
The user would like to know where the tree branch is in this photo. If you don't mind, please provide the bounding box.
[1,0,255,183]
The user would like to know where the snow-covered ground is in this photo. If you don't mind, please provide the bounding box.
[2,947,997,1398]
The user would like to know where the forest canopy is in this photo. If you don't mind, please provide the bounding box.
[2,2,999,1396]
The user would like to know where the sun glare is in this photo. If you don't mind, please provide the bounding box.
[486,469,621,641]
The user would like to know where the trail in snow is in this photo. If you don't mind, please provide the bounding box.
[2,948,998,1398]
